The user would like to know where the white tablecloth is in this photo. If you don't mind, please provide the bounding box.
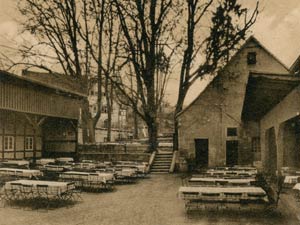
[284,176,300,184]
[56,157,74,163]
[179,186,265,194]
[43,165,71,172]
[178,186,267,201]
[0,168,42,178]
[5,179,74,194]
[293,183,300,190]
[116,168,136,177]
[189,177,255,185]
[60,171,114,183]
[1,160,30,167]
[36,158,56,165]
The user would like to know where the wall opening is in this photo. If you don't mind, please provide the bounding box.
[194,139,209,168]
[226,140,238,166]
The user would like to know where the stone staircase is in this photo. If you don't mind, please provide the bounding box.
[150,152,173,173]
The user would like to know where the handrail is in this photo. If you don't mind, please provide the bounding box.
[148,151,156,172]
[169,151,178,173]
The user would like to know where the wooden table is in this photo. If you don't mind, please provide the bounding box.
[0,168,42,178]
[55,157,74,163]
[189,177,255,186]
[178,186,267,202]
[60,171,114,183]
[284,176,300,184]
[293,183,300,191]
[36,158,56,165]
[42,164,72,172]
[115,168,136,177]
[73,163,96,170]
[5,179,75,194]
[205,170,256,177]
[0,160,30,168]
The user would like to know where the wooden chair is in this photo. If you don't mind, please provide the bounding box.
[36,184,49,209]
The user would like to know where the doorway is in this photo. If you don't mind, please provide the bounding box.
[194,139,209,167]
[226,140,238,166]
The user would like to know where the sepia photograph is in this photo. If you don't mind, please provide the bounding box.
[0,0,300,224]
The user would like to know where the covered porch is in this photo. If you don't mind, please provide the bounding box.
[242,72,300,174]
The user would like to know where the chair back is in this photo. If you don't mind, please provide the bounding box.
[10,183,22,191]
[37,184,48,192]
[21,184,33,193]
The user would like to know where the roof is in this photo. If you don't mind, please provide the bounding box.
[290,55,300,74]
[242,72,300,121]
[21,70,87,97]
[177,36,290,118]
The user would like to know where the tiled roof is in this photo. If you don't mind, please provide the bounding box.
[22,70,87,97]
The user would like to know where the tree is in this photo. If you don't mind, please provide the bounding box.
[173,0,259,149]
[110,0,178,152]
[3,0,121,143]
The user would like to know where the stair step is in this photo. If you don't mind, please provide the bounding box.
[151,169,170,172]
[155,156,173,159]
[151,165,170,168]
[151,171,169,174]
[150,151,174,173]
[153,163,172,165]
[154,159,172,161]
[152,163,171,166]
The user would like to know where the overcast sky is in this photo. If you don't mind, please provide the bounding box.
[1,0,300,106]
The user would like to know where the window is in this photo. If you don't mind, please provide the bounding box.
[93,106,97,113]
[252,137,261,152]
[227,128,237,137]
[247,52,256,65]
[103,119,108,128]
[102,105,108,113]
[4,136,14,151]
[25,137,34,150]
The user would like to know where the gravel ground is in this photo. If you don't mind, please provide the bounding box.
[0,174,299,225]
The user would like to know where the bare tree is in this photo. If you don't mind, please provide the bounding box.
[173,0,259,149]
[110,0,179,152]
[2,0,121,143]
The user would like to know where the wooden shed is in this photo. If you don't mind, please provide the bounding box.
[0,70,86,160]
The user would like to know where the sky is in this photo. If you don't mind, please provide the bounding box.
[0,0,300,106]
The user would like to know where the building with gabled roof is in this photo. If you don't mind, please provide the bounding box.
[0,70,86,160]
[177,36,300,172]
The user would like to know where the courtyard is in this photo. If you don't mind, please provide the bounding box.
[0,174,299,225]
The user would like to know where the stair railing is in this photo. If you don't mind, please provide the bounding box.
[169,151,178,173]
[148,151,156,171]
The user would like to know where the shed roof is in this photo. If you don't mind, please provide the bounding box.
[242,72,300,121]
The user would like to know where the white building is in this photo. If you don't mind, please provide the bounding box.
[88,83,131,142]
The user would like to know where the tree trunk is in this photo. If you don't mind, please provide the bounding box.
[106,103,112,142]
[88,119,96,143]
[147,120,158,152]
[173,88,187,151]
[173,119,179,151]
[133,111,139,139]
[81,98,96,143]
